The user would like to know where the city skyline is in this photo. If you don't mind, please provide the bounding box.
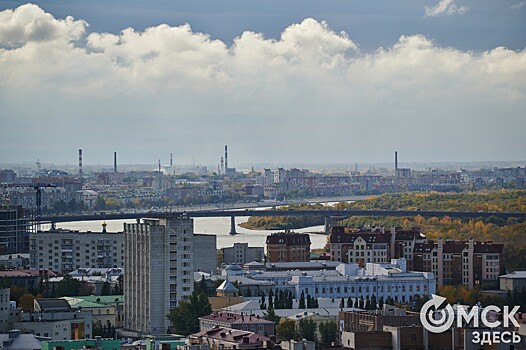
[0,1,525,165]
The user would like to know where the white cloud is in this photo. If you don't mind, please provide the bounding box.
[0,4,524,164]
[511,1,526,9]
[425,0,469,17]
[0,3,87,45]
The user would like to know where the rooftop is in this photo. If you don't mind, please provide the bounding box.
[500,271,526,279]
[200,312,275,325]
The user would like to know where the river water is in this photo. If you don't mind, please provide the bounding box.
[40,201,349,250]
[44,217,328,250]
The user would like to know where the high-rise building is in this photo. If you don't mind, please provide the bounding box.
[123,216,194,336]
[0,206,32,254]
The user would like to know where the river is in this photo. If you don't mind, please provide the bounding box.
[40,202,353,250]
[43,217,328,250]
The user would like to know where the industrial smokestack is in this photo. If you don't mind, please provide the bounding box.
[220,157,224,174]
[170,153,173,168]
[114,152,117,173]
[78,149,83,177]
[224,145,228,171]
[158,159,161,173]
[395,151,398,173]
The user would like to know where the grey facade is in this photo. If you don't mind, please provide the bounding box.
[194,234,217,274]
[124,216,194,335]
[29,229,123,273]
[222,243,264,265]
[0,206,31,254]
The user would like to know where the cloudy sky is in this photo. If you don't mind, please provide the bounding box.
[0,0,525,168]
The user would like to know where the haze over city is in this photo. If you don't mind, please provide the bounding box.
[0,0,525,166]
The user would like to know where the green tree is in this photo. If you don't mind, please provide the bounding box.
[167,290,212,335]
[371,295,377,310]
[346,297,352,308]
[277,319,298,341]
[56,275,81,297]
[299,291,306,309]
[18,293,36,311]
[264,305,280,324]
[319,321,338,347]
[101,282,112,296]
[298,319,317,342]
[339,297,345,310]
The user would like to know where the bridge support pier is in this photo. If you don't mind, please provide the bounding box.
[229,216,237,235]
[324,216,332,234]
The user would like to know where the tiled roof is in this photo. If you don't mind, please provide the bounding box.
[442,242,466,254]
[474,243,503,254]
[413,243,436,253]
[395,230,423,241]
[266,232,310,245]
[330,231,391,244]
[191,326,270,345]
[0,269,58,278]
[200,312,274,324]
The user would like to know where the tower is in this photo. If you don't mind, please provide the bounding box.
[395,151,398,176]
[124,217,194,335]
[78,149,83,177]
[170,153,173,168]
[224,145,228,171]
[114,152,117,173]
[220,157,224,174]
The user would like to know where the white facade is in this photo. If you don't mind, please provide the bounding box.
[14,310,92,340]
[30,229,123,273]
[288,261,435,304]
[124,216,194,335]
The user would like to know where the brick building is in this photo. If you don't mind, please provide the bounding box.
[266,232,310,263]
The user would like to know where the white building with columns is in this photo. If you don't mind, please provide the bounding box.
[288,259,435,304]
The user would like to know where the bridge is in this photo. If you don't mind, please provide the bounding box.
[36,209,526,234]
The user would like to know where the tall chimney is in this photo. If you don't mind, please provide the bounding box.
[220,157,224,174]
[395,151,398,174]
[158,159,161,173]
[224,145,228,171]
[78,149,83,177]
[114,152,117,173]
[170,153,173,168]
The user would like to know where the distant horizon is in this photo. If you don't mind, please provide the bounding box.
[2,159,525,173]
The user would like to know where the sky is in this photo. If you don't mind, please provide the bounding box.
[0,0,525,168]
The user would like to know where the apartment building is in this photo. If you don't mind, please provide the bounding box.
[413,238,503,289]
[29,225,123,273]
[266,232,310,263]
[123,216,194,336]
[221,242,264,265]
[330,227,503,289]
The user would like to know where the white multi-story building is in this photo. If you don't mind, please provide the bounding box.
[289,260,435,304]
[29,226,123,273]
[123,216,194,335]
